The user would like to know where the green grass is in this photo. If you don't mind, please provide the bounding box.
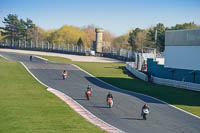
[0,57,105,133]
[41,55,200,117]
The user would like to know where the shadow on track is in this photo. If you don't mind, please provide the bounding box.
[121,118,144,121]
[91,105,109,109]
[85,76,164,105]
[73,98,87,101]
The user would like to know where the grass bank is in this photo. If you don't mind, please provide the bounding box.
[41,55,200,117]
[0,57,105,133]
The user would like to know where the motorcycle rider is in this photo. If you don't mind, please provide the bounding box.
[85,85,92,99]
[62,70,67,78]
[106,92,113,102]
[86,85,92,92]
[141,104,150,115]
[30,55,33,61]
[62,70,67,75]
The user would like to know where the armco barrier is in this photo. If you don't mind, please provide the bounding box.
[126,62,200,92]
[152,76,200,92]
[126,62,148,81]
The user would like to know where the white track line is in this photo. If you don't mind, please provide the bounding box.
[0,54,10,60]
[34,56,48,61]
[72,64,200,119]
[20,62,48,88]
[20,61,124,133]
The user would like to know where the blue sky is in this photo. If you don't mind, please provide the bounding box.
[0,0,200,36]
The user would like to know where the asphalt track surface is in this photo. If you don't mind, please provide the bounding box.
[1,52,200,133]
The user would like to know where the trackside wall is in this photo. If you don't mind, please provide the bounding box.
[147,59,200,84]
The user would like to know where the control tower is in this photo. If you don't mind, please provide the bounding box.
[95,28,103,53]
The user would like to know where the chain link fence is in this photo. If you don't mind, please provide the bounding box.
[0,40,135,61]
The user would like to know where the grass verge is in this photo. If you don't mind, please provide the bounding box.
[0,57,105,133]
[40,55,200,117]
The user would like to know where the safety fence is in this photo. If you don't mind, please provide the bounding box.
[126,62,148,81]
[0,40,89,55]
[0,40,135,61]
[126,62,200,92]
[152,76,200,92]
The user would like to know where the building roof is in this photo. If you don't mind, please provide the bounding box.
[165,28,200,46]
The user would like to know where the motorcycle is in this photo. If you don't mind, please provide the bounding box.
[30,56,32,61]
[142,108,149,120]
[85,90,91,100]
[107,98,113,108]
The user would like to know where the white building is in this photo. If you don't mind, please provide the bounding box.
[164,29,200,71]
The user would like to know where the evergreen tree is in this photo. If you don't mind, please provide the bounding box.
[1,14,20,42]
[0,14,36,44]
[167,22,200,30]
[17,19,26,40]
[77,37,84,46]
[25,18,35,41]
[147,23,165,52]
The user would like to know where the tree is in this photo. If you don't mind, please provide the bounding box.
[77,37,84,46]
[27,26,46,44]
[134,30,148,51]
[167,22,200,30]
[128,28,142,50]
[1,14,20,43]
[24,18,35,41]
[102,31,115,46]
[45,29,56,43]
[112,33,130,49]
[147,23,165,52]
[0,30,3,40]
[49,25,90,47]
[17,19,26,41]
[0,14,37,45]
[82,24,96,45]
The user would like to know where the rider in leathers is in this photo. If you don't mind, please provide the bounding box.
[106,92,113,102]
[141,104,150,116]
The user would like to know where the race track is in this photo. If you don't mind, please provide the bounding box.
[1,51,200,133]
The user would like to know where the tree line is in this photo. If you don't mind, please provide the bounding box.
[123,22,200,52]
[0,14,199,52]
[0,14,114,48]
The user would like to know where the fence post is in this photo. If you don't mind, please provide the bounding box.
[35,41,37,49]
[52,43,54,50]
[41,42,43,50]
[11,39,14,48]
[127,52,129,58]
[47,42,49,50]
[24,40,26,48]
[72,45,74,52]
[5,39,7,47]
[2,41,5,47]
[18,40,21,48]
[30,41,32,49]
